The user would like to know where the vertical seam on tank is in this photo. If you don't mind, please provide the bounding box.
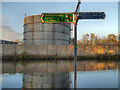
[32,16,34,44]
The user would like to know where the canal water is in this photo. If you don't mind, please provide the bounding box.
[2,60,118,88]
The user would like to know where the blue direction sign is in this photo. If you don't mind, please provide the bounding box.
[78,12,106,19]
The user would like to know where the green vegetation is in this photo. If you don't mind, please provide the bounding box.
[3,52,118,61]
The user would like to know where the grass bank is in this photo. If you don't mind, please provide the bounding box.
[2,52,119,61]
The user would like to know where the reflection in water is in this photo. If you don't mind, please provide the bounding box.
[70,70,118,88]
[2,73,23,88]
[2,60,118,88]
[23,72,70,88]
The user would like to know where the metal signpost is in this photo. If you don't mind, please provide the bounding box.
[73,6,106,90]
[40,0,106,89]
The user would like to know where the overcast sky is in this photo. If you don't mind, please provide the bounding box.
[1,0,119,41]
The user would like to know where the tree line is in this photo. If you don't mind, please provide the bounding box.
[77,33,120,45]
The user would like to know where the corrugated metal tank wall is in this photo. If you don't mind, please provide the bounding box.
[23,15,71,45]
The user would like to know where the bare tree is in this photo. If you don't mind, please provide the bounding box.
[90,33,95,45]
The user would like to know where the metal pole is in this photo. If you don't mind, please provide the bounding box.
[74,14,78,89]
[74,1,81,89]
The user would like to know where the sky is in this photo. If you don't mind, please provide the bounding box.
[1,1,119,41]
[1,0,120,2]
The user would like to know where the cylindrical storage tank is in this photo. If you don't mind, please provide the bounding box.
[23,15,71,45]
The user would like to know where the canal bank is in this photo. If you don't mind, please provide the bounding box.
[2,44,119,60]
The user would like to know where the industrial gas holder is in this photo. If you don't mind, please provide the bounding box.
[23,15,73,45]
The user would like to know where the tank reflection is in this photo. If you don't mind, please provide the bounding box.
[23,72,70,88]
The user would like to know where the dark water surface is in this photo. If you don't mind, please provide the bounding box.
[2,60,118,88]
